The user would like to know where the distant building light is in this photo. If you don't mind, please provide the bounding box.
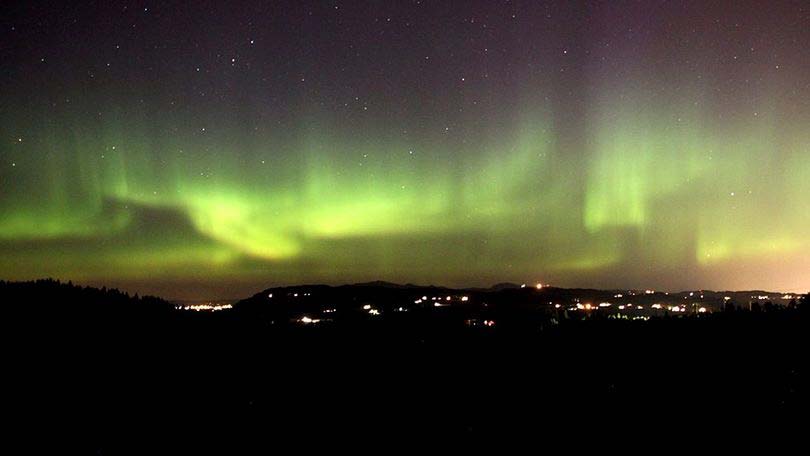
[599,302,612,307]
[362,304,372,310]
[460,296,469,302]
[536,283,543,290]
[698,307,707,313]
[268,293,273,298]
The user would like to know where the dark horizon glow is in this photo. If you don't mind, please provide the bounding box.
[2,1,809,300]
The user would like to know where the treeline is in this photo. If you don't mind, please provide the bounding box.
[722,296,807,313]
[1,279,806,448]
[1,278,173,334]
[0,278,169,307]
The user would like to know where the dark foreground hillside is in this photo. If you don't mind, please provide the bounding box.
[2,280,807,452]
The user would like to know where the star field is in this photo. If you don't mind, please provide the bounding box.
[1,1,810,299]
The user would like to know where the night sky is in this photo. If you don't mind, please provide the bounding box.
[2,1,809,300]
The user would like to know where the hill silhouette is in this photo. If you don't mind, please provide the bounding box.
[1,278,806,450]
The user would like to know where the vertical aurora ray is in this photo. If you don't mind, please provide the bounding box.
[1,0,809,298]
[3,94,809,296]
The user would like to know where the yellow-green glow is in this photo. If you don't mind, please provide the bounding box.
[3,23,810,302]
[2,97,809,299]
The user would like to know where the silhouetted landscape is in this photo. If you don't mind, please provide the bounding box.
[5,0,810,452]
[3,279,806,451]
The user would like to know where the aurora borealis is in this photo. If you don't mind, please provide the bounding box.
[2,1,810,299]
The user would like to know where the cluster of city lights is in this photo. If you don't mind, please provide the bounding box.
[557,301,710,314]
[465,318,497,328]
[267,291,315,299]
[176,303,233,312]
[362,304,380,316]
[278,284,744,326]
[414,295,470,306]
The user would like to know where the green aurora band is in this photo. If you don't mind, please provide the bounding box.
[2,0,810,299]
[3,91,809,299]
